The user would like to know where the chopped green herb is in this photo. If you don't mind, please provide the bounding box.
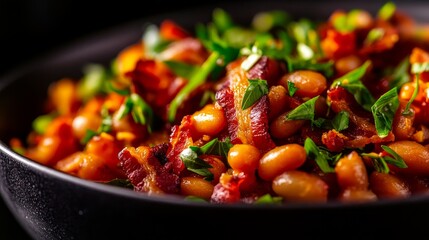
[371,87,399,138]
[361,145,407,173]
[378,1,396,21]
[32,113,56,135]
[199,137,233,158]
[286,96,319,122]
[381,145,408,168]
[212,8,235,33]
[168,51,221,122]
[115,94,154,133]
[163,60,198,79]
[333,13,355,33]
[254,194,283,204]
[389,56,410,89]
[77,64,108,102]
[332,110,349,131]
[252,10,291,32]
[364,28,385,45]
[287,81,298,97]
[304,137,338,173]
[241,79,269,110]
[331,60,375,111]
[180,148,214,181]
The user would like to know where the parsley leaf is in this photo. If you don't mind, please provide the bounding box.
[200,138,233,158]
[330,60,375,111]
[242,79,269,110]
[287,81,298,97]
[361,145,407,173]
[180,148,214,181]
[286,96,319,122]
[332,110,349,131]
[115,93,154,133]
[304,137,339,173]
[371,87,399,138]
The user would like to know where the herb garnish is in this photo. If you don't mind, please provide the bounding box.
[330,60,375,111]
[115,93,154,133]
[286,96,319,123]
[371,87,399,138]
[304,137,341,173]
[241,79,269,110]
[179,148,214,181]
[361,145,407,173]
[287,81,298,97]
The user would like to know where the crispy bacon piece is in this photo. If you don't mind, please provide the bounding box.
[165,115,194,175]
[215,58,276,153]
[321,29,357,59]
[323,87,394,151]
[118,143,180,194]
[247,56,283,85]
[210,172,245,204]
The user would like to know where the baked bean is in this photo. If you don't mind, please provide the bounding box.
[258,144,306,181]
[72,113,102,140]
[112,113,148,141]
[392,100,415,140]
[191,103,226,136]
[180,176,214,200]
[48,78,79,116]
[335,151,369,190]
[339,188,377,202]
[272,170,328,202]
[27,117,78,166]
[268,85,288,120]
[55,152,117,181]
[335,55,362,76]
[227,144,261,173]
[270,112,305,139]
[369,172,411,199]
[279,70,327,98]
[85,134,122,172]
[387,140,429,176]
[116,43,144,79]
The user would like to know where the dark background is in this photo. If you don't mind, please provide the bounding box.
[0,0,427,239]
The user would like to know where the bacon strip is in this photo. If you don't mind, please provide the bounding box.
[215,57,276,153]
[118,143,180,194]
[323,87,394,151]
[165,115,194,175]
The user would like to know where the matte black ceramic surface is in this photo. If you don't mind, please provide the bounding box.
[1,1,429,239]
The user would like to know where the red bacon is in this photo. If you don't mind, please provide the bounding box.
[165,115,194,175]
[323,86,394,151]
[215,57,276,153]
[118,143,179,194]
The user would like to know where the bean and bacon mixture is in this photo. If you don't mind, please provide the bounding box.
[11,2,429,204]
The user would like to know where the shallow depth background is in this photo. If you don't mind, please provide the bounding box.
[0,0,425,239]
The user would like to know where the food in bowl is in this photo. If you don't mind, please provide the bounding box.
[9,2,429,204]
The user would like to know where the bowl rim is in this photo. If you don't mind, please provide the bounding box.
[1,0,429,210]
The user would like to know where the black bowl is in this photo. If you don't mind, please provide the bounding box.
[2,1,429,239]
